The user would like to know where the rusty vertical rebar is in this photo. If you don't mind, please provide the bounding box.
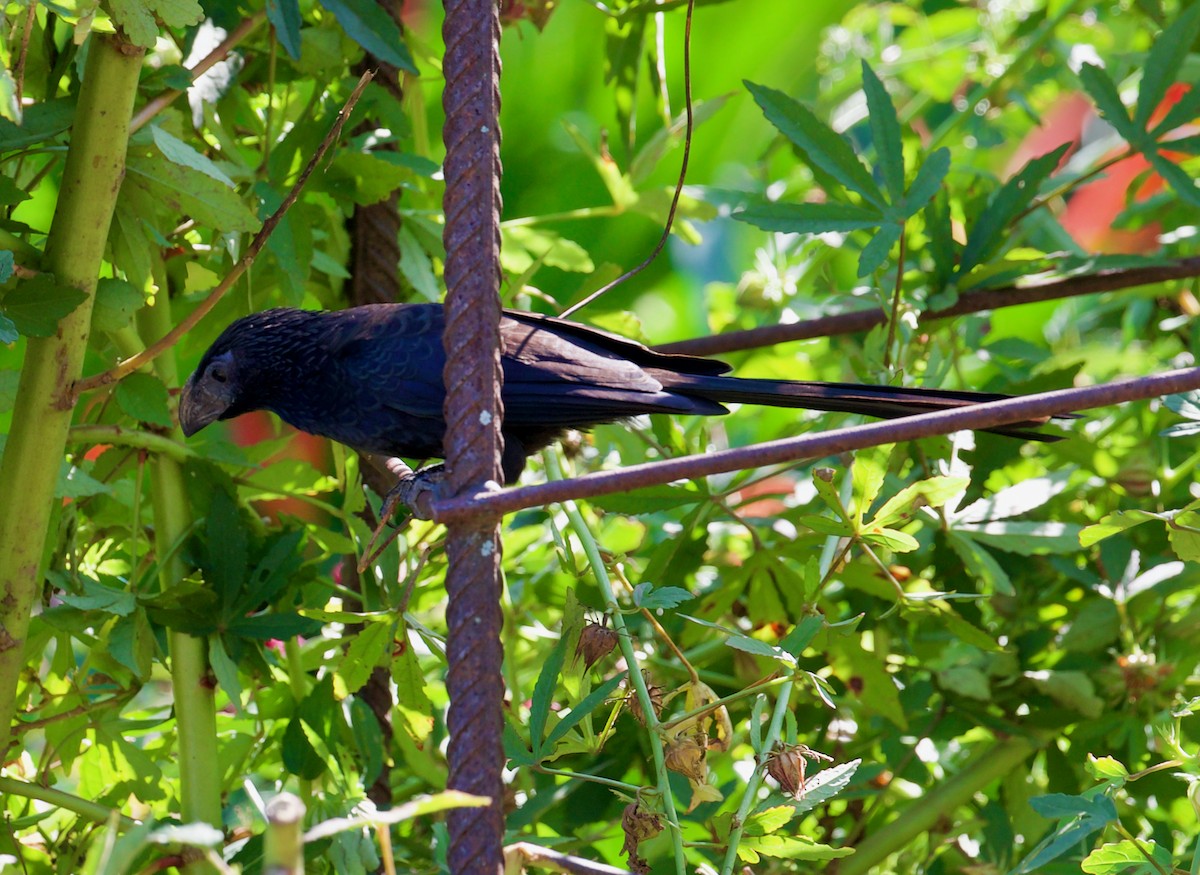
[440,0,506,869]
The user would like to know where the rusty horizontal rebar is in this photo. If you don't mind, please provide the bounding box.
[430,367,1200,522]
[657,257,1200,357]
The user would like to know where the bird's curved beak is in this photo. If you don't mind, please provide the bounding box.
[178,372,227,437]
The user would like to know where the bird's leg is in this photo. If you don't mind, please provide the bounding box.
[358,459,447,573]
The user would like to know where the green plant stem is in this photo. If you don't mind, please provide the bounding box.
[67,424,197,463]
[0,33,143,751]
[532,765,645,794]
[543,450,686,875]
[658,675,789,733]
[719,680,794,875]
[836,733,1044,875]
[139,260,223,832]
[0,776,139,829]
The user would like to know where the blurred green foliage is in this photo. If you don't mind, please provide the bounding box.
[2,0,1200,873]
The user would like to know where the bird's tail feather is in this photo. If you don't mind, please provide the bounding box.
[649,371,1065,442]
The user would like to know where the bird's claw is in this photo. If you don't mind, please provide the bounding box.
[358,461,447,573]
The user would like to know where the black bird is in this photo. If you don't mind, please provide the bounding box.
[179,303,1057,484]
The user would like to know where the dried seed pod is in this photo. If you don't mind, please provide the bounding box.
[621,801,663,850]
[626,671,664,726]
[575,621,618,670]
[764,743,834,796]
[664,734,707,783]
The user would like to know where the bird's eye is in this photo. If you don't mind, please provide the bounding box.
[210,363,228,383]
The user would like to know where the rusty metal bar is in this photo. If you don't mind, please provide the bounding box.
[657,256,1200,357]
[440,0,506,867]
[431,367,1200,522]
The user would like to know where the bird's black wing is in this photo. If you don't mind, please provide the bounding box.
[497,312,728,428]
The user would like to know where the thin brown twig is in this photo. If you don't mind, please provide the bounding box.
[657,255,1200,358]
[882,221,907,371]
[71,70,374,401]
[559,0,695,318]
[13,3,36,108]
[129,13,268,134]
[430,366,1200,522]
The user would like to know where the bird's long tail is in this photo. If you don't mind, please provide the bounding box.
[648,371,1064,441]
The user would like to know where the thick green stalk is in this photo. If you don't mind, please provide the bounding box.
[0,34,144,749]
[836,734,1044,875]
[138,266,223,829]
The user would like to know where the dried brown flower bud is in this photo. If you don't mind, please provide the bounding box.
[575,621,618,670]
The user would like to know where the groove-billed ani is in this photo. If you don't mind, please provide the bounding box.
[179,303,1057,483]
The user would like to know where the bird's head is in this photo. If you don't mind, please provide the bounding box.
[179,308,317,436]
[179,347,240,437]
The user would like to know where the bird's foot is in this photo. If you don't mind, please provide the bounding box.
[358,460,446,573]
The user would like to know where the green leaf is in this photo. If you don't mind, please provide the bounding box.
[1085,755,1129,782]
[1133,2,1200,130]
[726,635,791,662]
[857,221,901,277]
[872,476,968,530]
[737,834,854,862]
[1083,839,1172,875]
[150,126,234,186]
[0,99,74,152]
[958,143,1070,276]
[59,578,137,616]
[108,0,158,46]
[1030,793,1117,821]
[115,373,173,428]
[1025,670,1104,717]
[339,620,394,694]
[529,635,568,757]
[956,520,1082,555]
[1079,509,1163,546]
[851,445,890,523]
[267,0,303,59]
[947,531,1013,596]
[0,249,12,282]
[391,635,434,718]
[226,612,322,640]
[1150,80,1200,137]
[955,470,1072,523]
[734,199,883,233]
[109,0,204,47]
[283,717,328,780]
[501,226,595,274]
[589,483,705,514]
[1167,510,1200,561]
[861,62,904,199]
[320,0,418,73]
[91,277,144,334]
[1,274,87,337]
[780,616,823,659]
[861,527,919,552]
[0,175,31,207]
[208,636,244,713]
[789,758,861,815]
[938,666,991,700]
[901,147,950,217]
[1078,63,1135,140]
[745,80,884,207]
[1144,148,1200,207]
[124,154,260,233]
[630,95,732,185]
[542,671,626,751]
[634,585,693,611]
